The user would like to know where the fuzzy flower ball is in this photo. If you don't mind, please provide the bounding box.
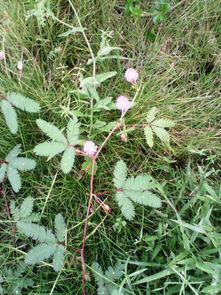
[116,96,131,111]
[17,60,23,71]
[83,141,97,156]
[125,68,139,83]
[0,50,5,61]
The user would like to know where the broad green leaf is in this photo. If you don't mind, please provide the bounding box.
[0,100,18,134]
[114,160,127,188]
[105,261,124,280]
[98,46,122,57]
[17,222,56,243]
[52,245,65,272]
[116,191,135,220]
[7,166,21,192]
[66,119,79,145]
[0,163,7,182]
[94,97,113,111]
[19,197,34,219]
[153,118,175,128]
[7,92,40,113]
[95,71,117,84]
[36,119,67,143]
[111,290,122,295]
[146,107,159,123]
[25,243,56,265]
[152,126,170,144]
[54,214,65,242]
[34,142,66,159]
[6,145,21,162]
[144,126,154,147]
[60,147,75,174]
[58,27,86,37]
[10,157,36,171]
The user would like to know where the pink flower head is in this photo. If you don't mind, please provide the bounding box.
[0,50,5,61]
[17,60,23,71]
[83,140,97,156]
[125,68,139,83]
[116,96,131,111]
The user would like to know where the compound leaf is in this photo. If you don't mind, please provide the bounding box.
[10,157,36,171]
[36,119,67,143]
[0,100,18,134]
[34,142,66,159]
[114,160,127,188]
[52,245,65,272]
[25,243,56,265]
[54,213,65,242]
[144,126,154,147]
[7,92,40,113]
[7,166,21,192]
[116,191,135,221]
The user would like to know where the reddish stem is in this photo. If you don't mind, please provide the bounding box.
[93,188,123,196]
[0,160,8,164]
[0,93,6,99]
[80,121,121,294]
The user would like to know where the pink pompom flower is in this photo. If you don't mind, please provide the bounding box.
[116,96,131,112]
[0,50,5,61]
[83,140,97,156]
[125,68,139,83]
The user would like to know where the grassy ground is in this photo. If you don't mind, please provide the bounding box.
[0,0,220,294]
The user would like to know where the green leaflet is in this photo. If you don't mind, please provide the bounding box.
[19,197,34,219]
[7,92,40,113]
[144,126,153,148]
[113,160,127,188]
[146,107,159,123]
[152,126,170,143]
[34,141,67,158]
[0,163,7,183]
[6,144,21,162]
[61,147,75,173]
[10,157,36,171]
[66,119,79,145]
[7,166,21,193]
[153,118,175,128]
[116,191,135,221]
[0,99,18,134]
[52,245,65,272]
[36,119,67,143]
[25,243,57,265]
[54,213,65,242]
[17,222,56,243]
